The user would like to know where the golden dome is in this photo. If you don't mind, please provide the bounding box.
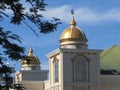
[21,47,40,65]
[60,16,87,43]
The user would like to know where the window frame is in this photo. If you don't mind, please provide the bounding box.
[53,59,59,83]
[74,56,88,82]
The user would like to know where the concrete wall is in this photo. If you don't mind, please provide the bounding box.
[47,48,101,90]
[101,75,120,90]
[44,80,50,90]
[15,70,48,82]
[48,52,62,90]
[18,81,44,90]
[62,49,101,90]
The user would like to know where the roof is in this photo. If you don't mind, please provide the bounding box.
[21,47,40,65]
[100,45,120,75]
[60,16,87,43]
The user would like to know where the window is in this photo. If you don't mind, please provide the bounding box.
[54,60,59,82]
[74,56,88,82]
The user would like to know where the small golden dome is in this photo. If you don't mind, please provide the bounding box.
[21,47,40,65]
[60,16,87,43]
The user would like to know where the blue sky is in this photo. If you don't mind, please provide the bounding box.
[2,0,120,70]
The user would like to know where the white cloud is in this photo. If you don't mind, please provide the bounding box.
[4,3,120,24]
[43,5,71,22]
[43,5,120,24]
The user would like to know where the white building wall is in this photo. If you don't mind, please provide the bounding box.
[47,50,62,90]
[44,80,50,90]
[101,75,120,90]
[61,49,101,90]
[18,81,44,90]
[15,70,48,82]
[88,52,101,90]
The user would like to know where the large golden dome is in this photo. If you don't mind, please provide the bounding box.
[60,16,87,43]
[21,47,40,65]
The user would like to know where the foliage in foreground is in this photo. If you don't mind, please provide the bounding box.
[0,0,61,89]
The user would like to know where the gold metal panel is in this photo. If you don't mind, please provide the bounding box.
[70,16,76,26]
[60,27,87,42]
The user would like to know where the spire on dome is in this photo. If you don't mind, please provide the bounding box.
[28,47,33,56]
[70,10,76,26]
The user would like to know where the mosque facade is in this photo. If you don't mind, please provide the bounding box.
[14,15,120,90]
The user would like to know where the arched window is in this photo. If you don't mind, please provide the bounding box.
[74,56,88,82]
[53,60,59,83]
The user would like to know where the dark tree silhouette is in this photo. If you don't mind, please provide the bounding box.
[0,0,60,89]
[0,0,60,34]
[11,83,26,90]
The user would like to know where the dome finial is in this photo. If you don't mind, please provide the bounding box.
[71,10,74,15]
[28,47,33,56]
[70,10,76,26]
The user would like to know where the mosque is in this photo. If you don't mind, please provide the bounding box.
[14,15,120,90]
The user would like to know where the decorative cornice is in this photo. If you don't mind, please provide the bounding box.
[47,48,60,58]
[60,48,102,54]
